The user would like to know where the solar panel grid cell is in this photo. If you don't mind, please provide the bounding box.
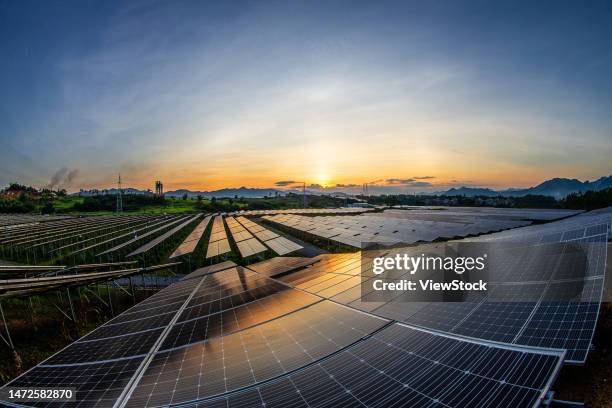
[44,327,165,365]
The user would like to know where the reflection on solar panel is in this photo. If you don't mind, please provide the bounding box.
[279,209,611,364]
[225,217,254,242]
[169,215,212,259]
[2,238,572,408]
[261,207,584,249]
[264,236,303,255]
[236,216,303,255]
[235,237,267,258]
[206,239,231,258]
[206,216,231,259]
[126,301,389,407]
[181,260,237,281]
[193,323,564,408]
[245,256,318,277]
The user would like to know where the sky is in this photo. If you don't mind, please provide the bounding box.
[1,0,611,193]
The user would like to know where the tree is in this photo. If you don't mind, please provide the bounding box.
[182,193,188,200]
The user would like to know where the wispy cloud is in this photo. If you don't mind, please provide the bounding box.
[385,178,433,187]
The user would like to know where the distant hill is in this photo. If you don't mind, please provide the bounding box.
[164,187,285,199]
[437,187,499,197]
[436,176,612,199]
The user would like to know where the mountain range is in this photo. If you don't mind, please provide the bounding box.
[75,176,612,200]
[435,176,612,199]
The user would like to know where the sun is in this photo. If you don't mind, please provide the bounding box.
[316,172,331,188]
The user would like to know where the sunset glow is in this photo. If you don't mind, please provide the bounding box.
[0,1,610,193]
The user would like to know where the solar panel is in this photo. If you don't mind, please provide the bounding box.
[206,239,231,258]
[127,214,202,257]
[253,229,279,241]
[124,301,389,407]
[7,357,144,408]
[185,323,564,408]
[264,236,303,255]
[245,256,318,277]
[169,215,212,259]
[234,216,303,255]
[97,216,188,256]
[45,328,165,365]
[181,260,237,281]
[235,237,266,258]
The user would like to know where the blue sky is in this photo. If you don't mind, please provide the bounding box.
[1,0,611,192]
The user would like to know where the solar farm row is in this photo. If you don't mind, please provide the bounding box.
[0,214,74,228]
[232,207,373,216]
[205,215,303,260]
[0,211,305,266]
[261,207,582,248]
[205,216,231,259]
[236,216,303,255]
[0,215,193,264]
[169,216,213,259]
[0,262,180,298]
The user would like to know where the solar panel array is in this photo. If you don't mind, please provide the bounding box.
[169,216,212,259]
[0,214,74,228]
[1,215,152,249]
[95,216,190,257]
[232,207,372,216]
[380,207,583,223]
[0,263,179,299]
[279,208,612,364]
[225,217,267,258]
[2,253,570,407]
[3,208,608,407]
[261,207,584,249]
[72,216,184,258]
[236,216,303,255]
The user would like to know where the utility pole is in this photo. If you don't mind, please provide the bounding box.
[116,173,123,214]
